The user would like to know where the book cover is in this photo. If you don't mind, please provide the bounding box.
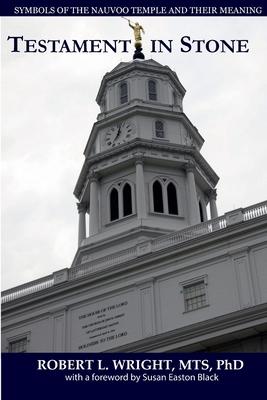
[1,1,267,398]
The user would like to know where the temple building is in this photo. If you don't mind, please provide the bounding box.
[2,59,267,352]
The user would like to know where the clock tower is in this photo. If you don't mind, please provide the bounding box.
[72,59,219,267]
[2,57,267,355]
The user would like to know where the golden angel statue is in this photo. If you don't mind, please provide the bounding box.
[128,20,145,47]
[123,17,145,59]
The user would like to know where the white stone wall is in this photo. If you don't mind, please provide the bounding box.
[157,258,239,333]
[2,231,267,353]
[2,317,51,353]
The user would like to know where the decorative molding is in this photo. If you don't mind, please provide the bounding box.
[76,202,88,214]
[184,160,196,173]
[180,274,208,291]
[88,169,98,183]
[133,151,145,165]
[207,188,217,200]
[228,246,249,257]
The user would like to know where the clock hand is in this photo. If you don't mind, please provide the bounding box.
[114,125,122,141]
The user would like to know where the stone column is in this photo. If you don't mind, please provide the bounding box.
[186,162,200,225]
[77,202,87,246]
[209,189,218,219]
[89,171,99,236]
[134,153,147,219]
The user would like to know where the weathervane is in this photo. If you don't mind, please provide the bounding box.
[122,17,145,60]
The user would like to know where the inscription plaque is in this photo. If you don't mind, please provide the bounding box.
[70,291,140,351]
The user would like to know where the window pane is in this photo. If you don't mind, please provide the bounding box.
[167,183,178,215]
[155,120,164,138]
[184,281,207,312]
[120,83,128,104]
[148,80,157,101]
[9,338,27,353]
[123,183,132,217]
[153,181,164,213]
[110,188,119,221]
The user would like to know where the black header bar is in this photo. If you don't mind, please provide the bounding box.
[1,0,267,16]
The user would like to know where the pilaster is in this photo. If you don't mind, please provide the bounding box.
[209,188,218,219]
[89,170,99,236]
[134,152,147,219]
[185,162,200,226]
[77,202,87,246]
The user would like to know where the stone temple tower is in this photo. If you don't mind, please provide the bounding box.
[72,59,219,267]
[3,58,267,353]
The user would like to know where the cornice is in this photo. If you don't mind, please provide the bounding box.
[105,303,267,352]
[207,188,217,200]
[74,139,219,200]
[76,202,88,214]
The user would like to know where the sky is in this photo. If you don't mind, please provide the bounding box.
[1,16,267,290]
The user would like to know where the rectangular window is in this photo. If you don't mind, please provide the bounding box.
[9,337,27,353]
[183,280,207,312]
[148,80,157,101]
[120,82,128,104]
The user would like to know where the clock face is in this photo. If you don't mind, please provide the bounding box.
[105,120,135,148]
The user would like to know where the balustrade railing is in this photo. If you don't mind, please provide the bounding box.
[152,215,227,251]
[69,247,137,280]
[2,200,266,303]
[1,275,54,304]
[243,201,267,221]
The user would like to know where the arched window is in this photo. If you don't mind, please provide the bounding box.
[155,120,164,138]
[110,188,119,221]
[123,183,132,217]
[153,181,164,213]
[167,183,178,215]
[119,82,128,104]
[199,201,204,222]
[148,80,157,101]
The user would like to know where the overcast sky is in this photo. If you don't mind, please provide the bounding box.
[2,16,267,290]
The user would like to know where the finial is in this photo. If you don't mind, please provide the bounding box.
[123,17,145,60]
